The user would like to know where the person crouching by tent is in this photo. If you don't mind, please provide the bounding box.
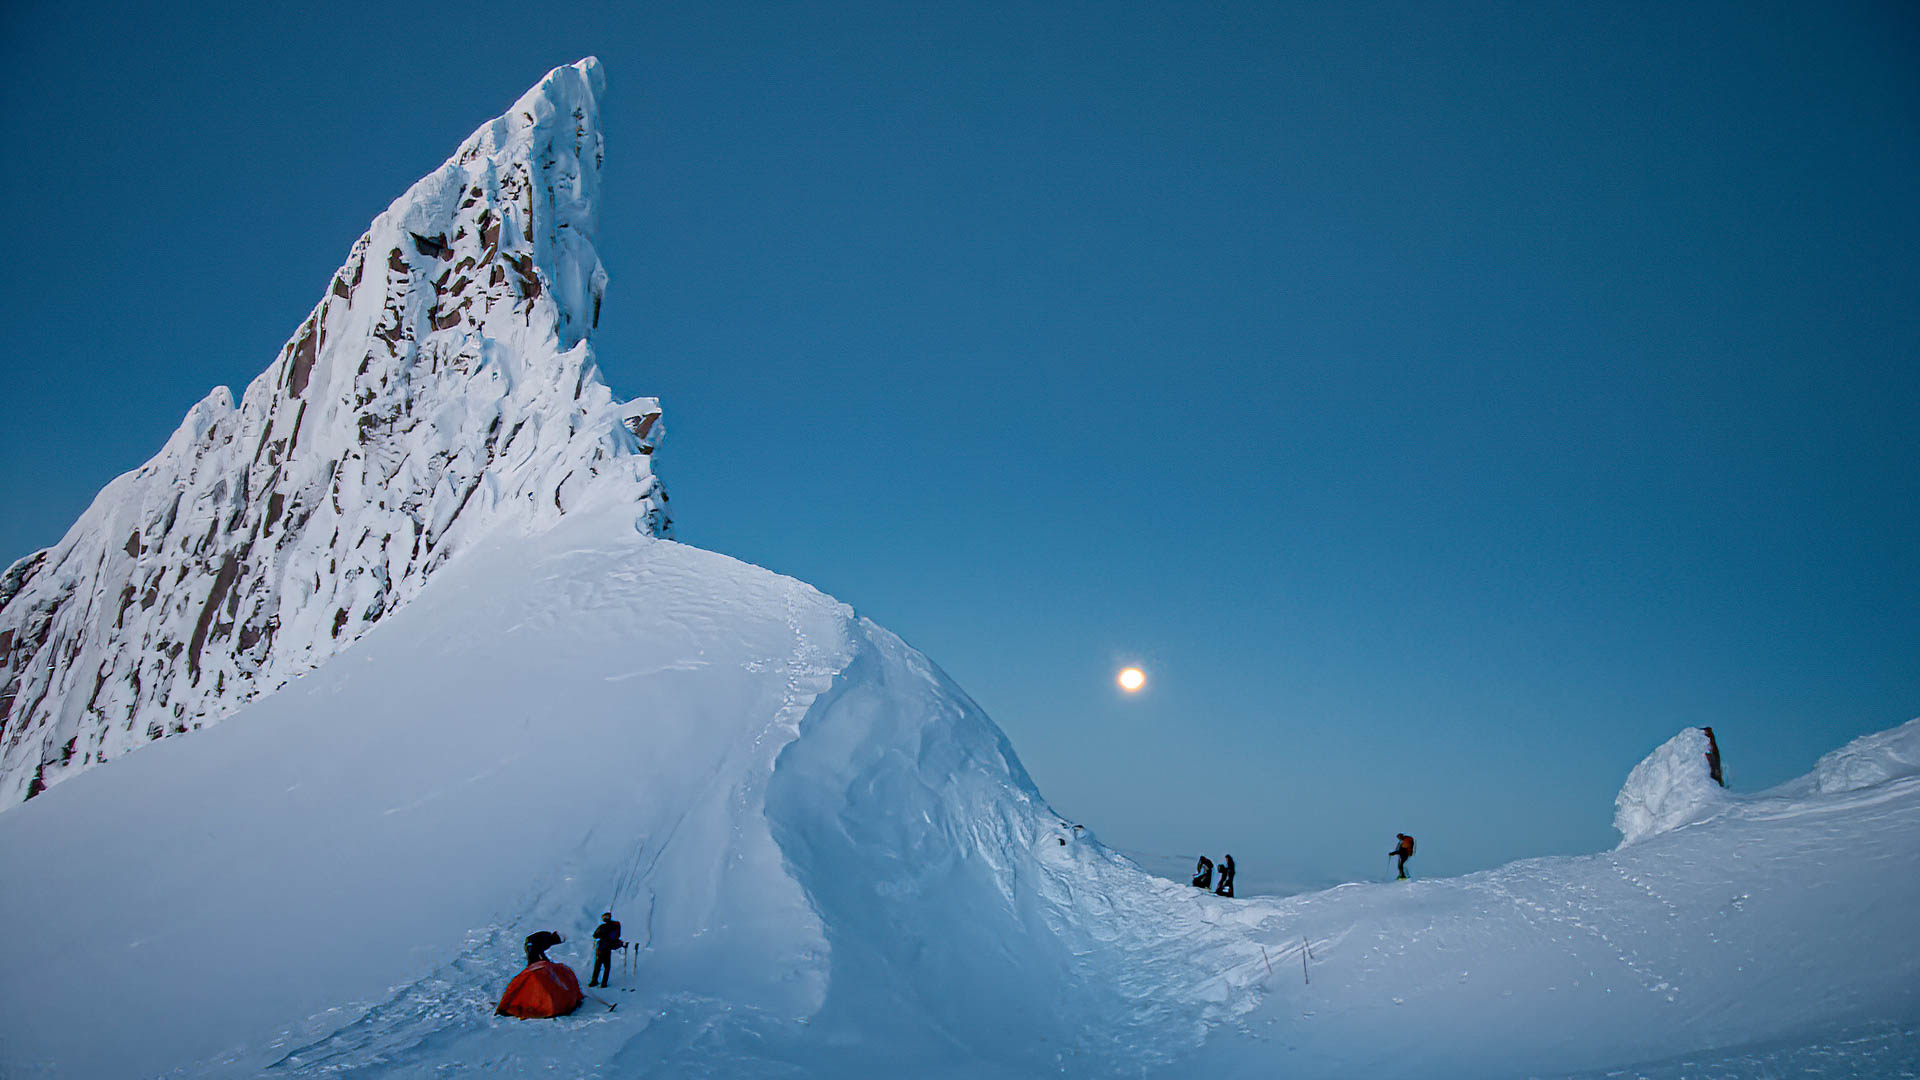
[590,912,624,988]
[1389,833,1415,879]
[499,930,585,1018]
[524,929,564,966]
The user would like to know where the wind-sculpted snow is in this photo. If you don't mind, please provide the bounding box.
[0,59,665,808]
[1613,726,1729,845]
[1811,716,1920,795]
[0,508,1259,1078]
[762,619,1275,1073]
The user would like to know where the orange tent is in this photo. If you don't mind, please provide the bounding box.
[495,960,584,1018]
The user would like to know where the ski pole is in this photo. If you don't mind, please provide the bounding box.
[583,989,618,1012]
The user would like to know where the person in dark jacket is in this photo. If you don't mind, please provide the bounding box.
[1191,855,1214,890]
[1213,854,1236,898]
[1390,834,1415,879]
[524,930,564,966]
[1702,726,1724,787]
[589,912,624,987]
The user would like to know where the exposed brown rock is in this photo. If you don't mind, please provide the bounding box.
[410,232,452,260]
[508,253,540,300]
[186,554,241,684]
[288,318,319,398]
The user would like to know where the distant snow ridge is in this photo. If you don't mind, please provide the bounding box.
[1613,727,1729,845]
[0,58,666,808]
[1811,717,1920,795]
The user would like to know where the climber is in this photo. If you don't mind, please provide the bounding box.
[1214,854,1236,898]
[589,912,624,988]
[1191,855,1213,890]
[523,929,564,966]
[1702,726,1724,786]
[1389,834,1415,880]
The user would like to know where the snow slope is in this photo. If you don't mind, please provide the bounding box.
[0,503,1913,1078]
[0,506,1262,1079]
[0,58,664,808]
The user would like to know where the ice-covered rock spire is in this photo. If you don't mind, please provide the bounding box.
[0,59,667,807]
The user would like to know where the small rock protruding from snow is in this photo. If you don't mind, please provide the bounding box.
[1811,717,1920,794]
[618,399,664,453]
[1614,727,1729,846]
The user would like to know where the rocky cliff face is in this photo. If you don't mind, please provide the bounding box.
[0,59,666,807]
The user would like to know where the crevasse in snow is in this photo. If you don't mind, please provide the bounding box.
[0,58,665,808]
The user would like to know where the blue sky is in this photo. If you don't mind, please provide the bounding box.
[2,1,1916,886]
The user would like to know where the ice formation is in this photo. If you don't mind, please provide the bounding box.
[0,59,664,807]
[1612,725,1730,845]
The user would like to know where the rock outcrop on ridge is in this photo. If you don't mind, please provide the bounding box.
[0,59,665,807]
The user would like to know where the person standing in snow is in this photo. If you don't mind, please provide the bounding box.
[1702,726,1725,787]
[524,929,564,966]
[589,912,624,988]
[1389,834,1415,880]
[1192,855,1214,890]
[1214,854,1236,898]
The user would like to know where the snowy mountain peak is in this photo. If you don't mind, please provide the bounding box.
[0,59,665,808]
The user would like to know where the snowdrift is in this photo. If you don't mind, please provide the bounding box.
[1613,726,1729,845]
[1811,717,1920,795]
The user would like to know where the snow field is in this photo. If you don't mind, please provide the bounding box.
[2,503,1914,1077]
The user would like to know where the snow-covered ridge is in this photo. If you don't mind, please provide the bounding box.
[0,58,666,807]
[1613,720,1920,846]
[1810,717,1920,794]
[0,506,1912,1077]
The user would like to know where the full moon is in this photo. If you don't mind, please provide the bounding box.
[1117,667,1146,693]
